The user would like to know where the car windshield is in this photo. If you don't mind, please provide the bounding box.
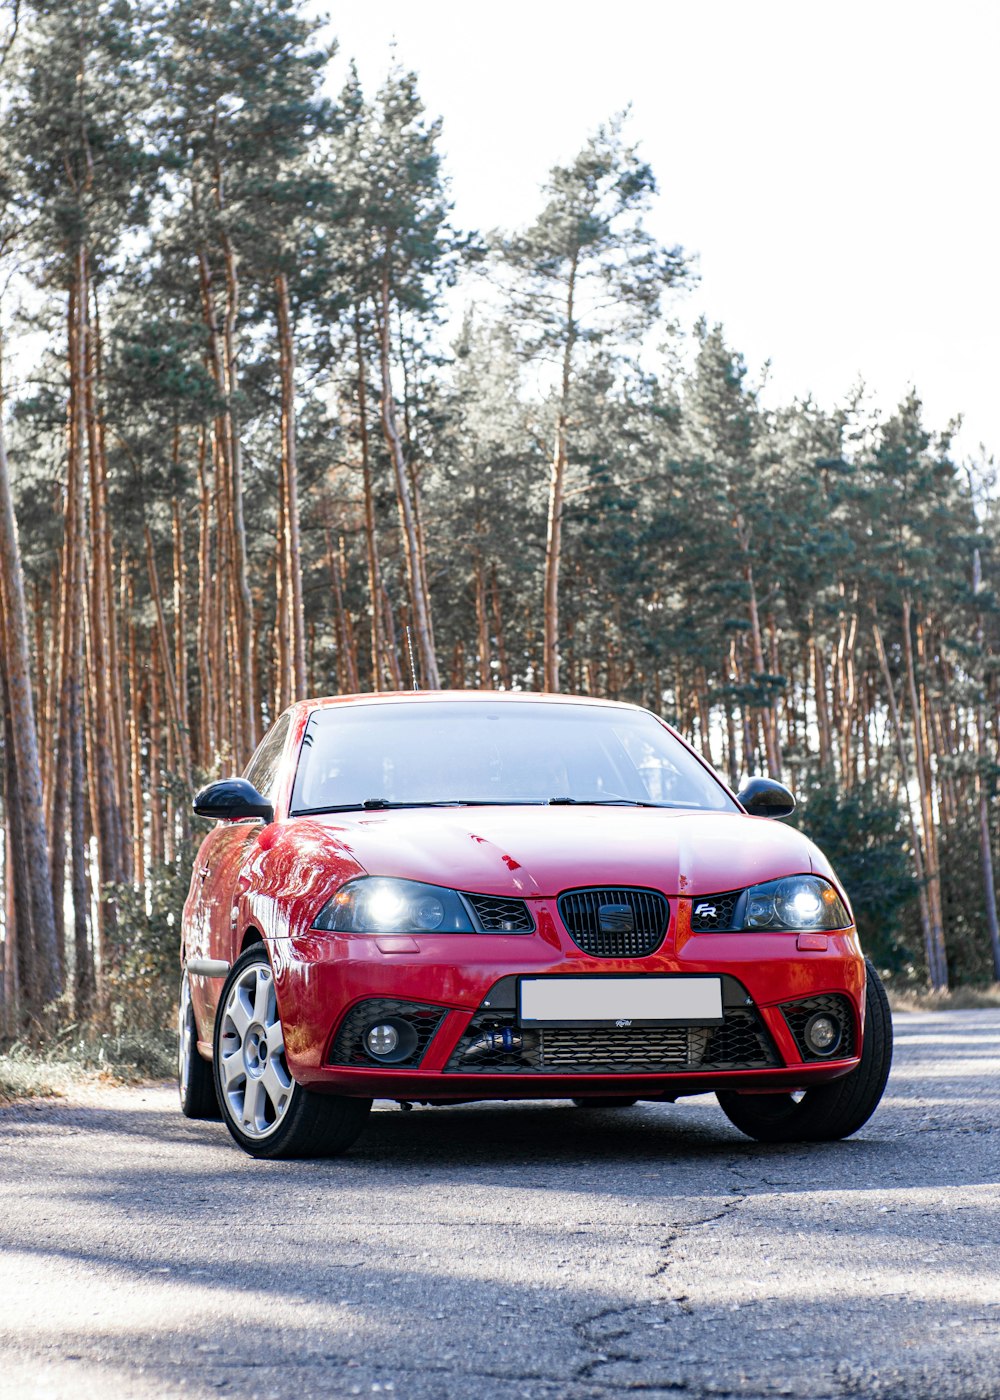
[290,701,737,814]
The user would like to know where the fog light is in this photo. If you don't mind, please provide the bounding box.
[366,1024,400,1058]
[804,1011,841,1056]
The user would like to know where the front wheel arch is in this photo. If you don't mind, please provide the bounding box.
[240,926,264,954]
[717,958,892,1143]
[212,944,371,1159]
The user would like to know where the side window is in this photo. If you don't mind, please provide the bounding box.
[243,712,292,801]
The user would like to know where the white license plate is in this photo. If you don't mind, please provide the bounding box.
[518,976,723,1028]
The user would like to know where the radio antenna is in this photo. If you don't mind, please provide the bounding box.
[404,625,420,691]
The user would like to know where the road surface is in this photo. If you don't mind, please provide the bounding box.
[1,1009,998,1400]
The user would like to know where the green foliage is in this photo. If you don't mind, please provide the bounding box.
[6,0,158,275]
[106,846,193,1035]
[938,814,1000,986]
[499,110,690,355]
[792,770,919,974]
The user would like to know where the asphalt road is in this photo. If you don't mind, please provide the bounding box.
[1,1009,998,1400]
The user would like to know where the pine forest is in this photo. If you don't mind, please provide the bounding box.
[1,0,999,1040]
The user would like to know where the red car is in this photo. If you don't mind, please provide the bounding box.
[178,692,892,1159]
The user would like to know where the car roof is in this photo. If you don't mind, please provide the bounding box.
[294,690,651,718]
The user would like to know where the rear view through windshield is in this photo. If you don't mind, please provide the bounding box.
[291,701,736,814]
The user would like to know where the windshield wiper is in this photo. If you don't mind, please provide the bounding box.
[547,797,666,807]
[288,800,456,814]
[292,797,680,816]
[359,799,558,809]
[362,798,486,809]
[292,799,544,815]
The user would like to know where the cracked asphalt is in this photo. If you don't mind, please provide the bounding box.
[1,1008,998,1400]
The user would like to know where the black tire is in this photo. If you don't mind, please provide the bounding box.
[178,969,221,1120]
[571,1097,640,1109]
[716,958,893,1143]
[212,945,371,1160]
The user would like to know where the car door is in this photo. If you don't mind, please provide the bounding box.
[190,712,292,1037]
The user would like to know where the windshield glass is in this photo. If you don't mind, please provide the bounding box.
[290,701,736,814]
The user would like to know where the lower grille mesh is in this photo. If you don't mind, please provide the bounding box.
[329,998,446,1069]
[446,1004,777,1074]
[540,1025,709,1070]
[780,994,856,1061]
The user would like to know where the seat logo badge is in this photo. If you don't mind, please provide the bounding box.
[599,903,634,933]
[616,1019,632,1028]
[695,902,718,922]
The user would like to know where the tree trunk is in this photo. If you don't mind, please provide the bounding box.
[1,677,34,1021]
[219,230,256,756]
[543,253,578,693]
[808,619,834,771]
[377,264,439,688]
[695,668,714,766]
[326,527,358,695]
[61,260,92,1016]
[742,552,780,778]
[126,571,145,889]
[380,577,404,689]
[724,643,739,789]
[901,598,947,988]
[355,312,385,689]
[275,271,306,701]
[83,258,122,979]
[0,338,61,1013]
[70,633,93,1020]
[196,221,254,761]
[972,550,1000,980]
[195,427,215,768]
[144,523,192,789]
[873,619,946,989]
[836,603,858,788]
[149,657,164,868]
[474,553,491,687]
[490,566,512,690]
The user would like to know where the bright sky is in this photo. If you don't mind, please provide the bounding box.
[315,0,999,462]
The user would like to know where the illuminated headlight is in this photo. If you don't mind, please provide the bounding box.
[739,875,850,931]
[313,877,475,934]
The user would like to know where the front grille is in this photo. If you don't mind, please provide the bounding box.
[541,1025,709,1071]
[781,994,856,1061]
[465,893,534,932]
[558,887,669,958]
[329,998,447,1069]
[445,1004,777,1074]
[690,890,743,931]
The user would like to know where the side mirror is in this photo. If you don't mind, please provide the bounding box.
[193,777,273,824]
[736,776,796,820]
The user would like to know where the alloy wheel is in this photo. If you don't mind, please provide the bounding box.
[218,960,293,1138]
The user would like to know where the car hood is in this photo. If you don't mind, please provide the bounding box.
[310,805,819,899]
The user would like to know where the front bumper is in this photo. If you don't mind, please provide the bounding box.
[267,903,865,1099]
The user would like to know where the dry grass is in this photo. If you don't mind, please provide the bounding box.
[887,983,1000,1013]
[0,1030,175,1107]
[0,1051,77,1105]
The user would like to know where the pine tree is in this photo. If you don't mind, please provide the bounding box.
[497,113,689,691]
[6,0,157,1011]
[348,68,465,690]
